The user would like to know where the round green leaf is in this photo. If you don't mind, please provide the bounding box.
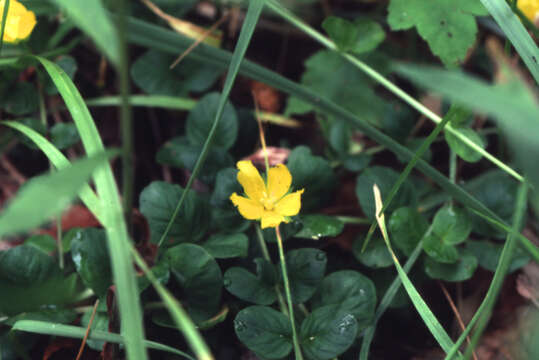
[422,233,459,264]
[310,270,376,332]
[0,82,38,115]
[328,120,351,155]
[424,250,478,282]
[287,146,336,210]
[389,207,429,256]
[322,16,360,52]
[164,243,222,323]
[356,166,417,219]
[224,267,277,305]
[285,248,327,303]
[466,170,519,238]
[352,18,386,54]
[139,181,210,245]
[445,127,485,163]
[70,228,112,297]
[210,167,241,207]
[342,153,372,172]
[0,244,57,284]
[295,215,344,240]
[353,237,393,268]
[202,233,248,259]
[234,306,292,360]
[131,50,221,96]
[466,240,530,273]
[300,305,358,360]
[432,206,472,245]
[50,123,80,150]
[186,92,238,150]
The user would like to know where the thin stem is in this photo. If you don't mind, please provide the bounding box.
[255,224,288,315]
[449,150,457,208]
[117,0,134,232]
[335,216,370,225]
[0,0,10,55]
[264,0,524,183]
[275,226,303,360]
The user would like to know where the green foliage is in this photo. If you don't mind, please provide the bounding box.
[445,127,485,162]
[466,240,530,273]
[295,215,344,240]
[50,123,80,150]
[388,0,487,65]
[285,248,327,304]
[224,261,278,305]
[139,181,210,245]
[322,16,385,54]
[424,250,478,281]
[131,50,221,96]
[389,207,429,256]
[202,233,248,259]
[354,237,393,268]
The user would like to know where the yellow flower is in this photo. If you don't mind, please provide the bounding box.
[230,160,304,229]
[518,0,539,23]
[0,0,36,43]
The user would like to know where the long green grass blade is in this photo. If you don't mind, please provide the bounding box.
[11,320,195,360]
[0,151,111,238]
[263,0,523,183]
[0,0,10,55]
[2,121,104,223]
[86,95,197,111]
[48,0,120,66]
[36,56,148,360]
[157,0,265,247]
[479,0,539,84]
[372,185,456,354]
[123,15,530,257]
[359,230,428,360]
[445,183,529,360]
[130,246,213,360]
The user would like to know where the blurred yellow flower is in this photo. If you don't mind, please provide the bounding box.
[0,0,36,43]
[230,160,304,229]
[518,0,539,23]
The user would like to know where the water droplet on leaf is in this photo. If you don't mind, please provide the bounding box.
[315,252,326,261]
[234,320,246,332]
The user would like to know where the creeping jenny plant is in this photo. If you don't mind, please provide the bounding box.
[0,0,36,43]
[230,160,304,229]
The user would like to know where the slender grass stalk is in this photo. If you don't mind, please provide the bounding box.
[0,0,10,55]
[116,0,134,231]
[157,0,265,247]
[130,245,214,360]
[445,183,529,360]
[264,0,524,183]
[254,224,289,316]
[275,226,303,360]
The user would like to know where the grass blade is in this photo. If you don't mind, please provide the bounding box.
[11,320,195,360]
[86,95,197,111]
[0,151,111,238]
[445,183,529,360]
[157,0,265,247]
[2,121,104,224]
[123,15,534,258]
[359,230,427,360]
[263,0,523,183]
[0,0,10,55]
[372,184,456,354]
[479,0,539,84]
[48,0,120,66]
[36,56,148,360]
[130,246,213,360]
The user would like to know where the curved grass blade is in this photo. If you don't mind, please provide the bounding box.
[35,56,148,360]
[0,151,112,238]
[2,121,104,224]
[372,185,457,354]
[86,95,197,111]
[11,320,195,360]
[263,0,523,183]
[48,0,120,66]
[479,0,539,84]
[0,0,10,55]
[157,0,265,247]
[445,183,529,360]
[130,245,213,360]
[123,16,534,256]
[359,231,427,360]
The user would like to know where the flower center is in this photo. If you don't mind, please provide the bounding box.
[261,193,277,211]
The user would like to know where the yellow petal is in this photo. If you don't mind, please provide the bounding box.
[237,160,266,201]
[261,211,286,229]
[1,0,36,42]
[230,192,264,220]
[17,9,36,39]
[274,189,304,217]
[267,164,292,200]
[518,0,539,22]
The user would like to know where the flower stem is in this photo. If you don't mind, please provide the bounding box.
[275,226,303,360]
[254,224,288,316]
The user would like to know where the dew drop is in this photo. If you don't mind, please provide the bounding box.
[311,235,320,240]
[359,289,365,296]
[234,320,246,332]
[337,314,356,334]
[223,278,231,287]
[315,252,326,261]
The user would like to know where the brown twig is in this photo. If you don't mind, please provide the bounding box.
[439,282,478,360]
[75,299,100,360]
